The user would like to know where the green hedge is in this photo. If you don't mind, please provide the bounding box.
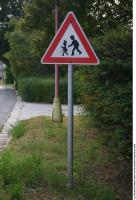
[18,77,79,104]
[5,66,14,84]
[75,29,132,161]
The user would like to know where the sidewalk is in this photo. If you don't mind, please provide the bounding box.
[19,101,81,121]
[0,95,82,150]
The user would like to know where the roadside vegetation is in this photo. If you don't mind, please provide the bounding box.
[17,77,79,104]
[0,1,132,200]
[0,116,131,200]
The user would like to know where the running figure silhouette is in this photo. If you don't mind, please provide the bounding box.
[68,35,82,56]
[61,40,68,56]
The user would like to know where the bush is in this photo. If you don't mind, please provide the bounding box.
[0,151,45,186]
[6,182,24,200]
[5,65,14,84]
[11,122,26,139]
[75,28,132,160]
[18,77,79,104]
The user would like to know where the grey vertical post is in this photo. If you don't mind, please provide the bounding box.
[67,64,73,188]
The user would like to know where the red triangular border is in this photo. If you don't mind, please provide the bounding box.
[41,12,99,65]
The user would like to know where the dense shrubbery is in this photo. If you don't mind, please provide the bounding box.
[18,77,79,104]
[4,26,55,80]
[18,77,54,102]
[75,29,132,160]
[5,66,14,84]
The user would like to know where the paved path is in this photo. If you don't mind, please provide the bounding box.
[0,85,16,127]
[19,102,81,120]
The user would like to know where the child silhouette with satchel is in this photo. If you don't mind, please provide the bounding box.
[61,40,68,56]
[68,35,82,56]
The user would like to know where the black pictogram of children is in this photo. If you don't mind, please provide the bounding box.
[61,40,68,56]
[61,35,82,56]
[68,35,82,56]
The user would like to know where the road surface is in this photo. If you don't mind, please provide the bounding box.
[0,86,16,129]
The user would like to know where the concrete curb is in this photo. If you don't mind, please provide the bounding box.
[0,94,23,151]
[2,95,23,134]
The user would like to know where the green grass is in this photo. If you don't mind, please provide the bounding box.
[0,117,118,200]
[11,122,26,139]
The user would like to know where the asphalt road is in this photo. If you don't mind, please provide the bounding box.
[0,86,16,128]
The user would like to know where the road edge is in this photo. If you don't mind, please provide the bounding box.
[0,92,23,150]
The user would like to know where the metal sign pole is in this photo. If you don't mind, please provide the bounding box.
[67,64,73,188]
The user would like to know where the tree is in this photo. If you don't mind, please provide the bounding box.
[22,0,132,36]
[0,0,24,59]
[88,0,132,32]
[0,0,24,23]
[5,29,36,78]
[19,0,132,70]
[4,0,132,85]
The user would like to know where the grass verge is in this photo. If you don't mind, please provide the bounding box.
[0,117,129,200]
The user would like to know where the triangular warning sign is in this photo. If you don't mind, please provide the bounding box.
[41,12,99,65]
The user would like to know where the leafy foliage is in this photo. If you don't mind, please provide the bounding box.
[5,30,36,78]
[22,0,132,37]
[0,28,9,60]
[75,28,132,160]
[0,0,24,23]
[0,0,24,60]
[11,122,26,139]
[18,77,79,104]
[3,0,132,78]
[5,65,14,84]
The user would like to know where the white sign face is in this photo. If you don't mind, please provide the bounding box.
[51,24,89,58]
